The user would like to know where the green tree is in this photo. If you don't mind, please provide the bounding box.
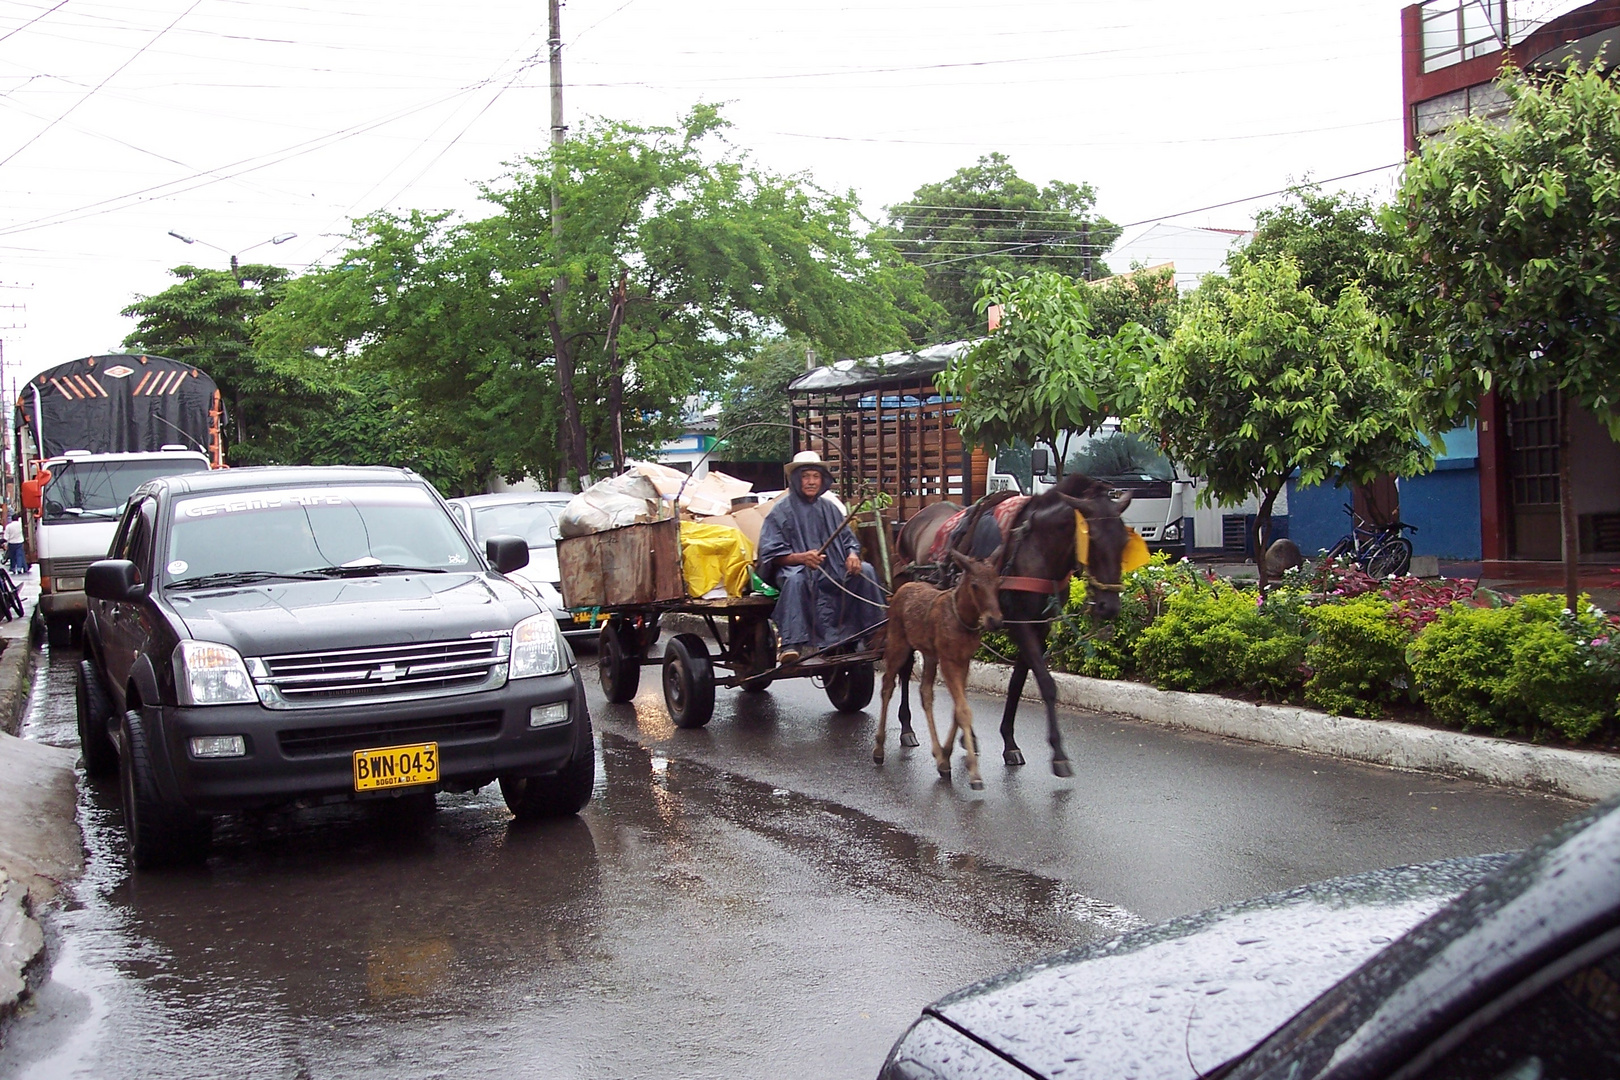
[264,107,928,488]
[1228,185,1396,307]
[882,153,1121,341]
[121,263,303,456]
[1085,263,1181,338]
[936,269,1157,466]
[716,338,821,462]
[1134,256,1432,587]
[1387,65,1620,608]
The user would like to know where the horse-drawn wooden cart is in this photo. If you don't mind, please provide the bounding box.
[558,517,879,728]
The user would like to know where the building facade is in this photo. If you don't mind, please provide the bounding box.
[1402,0,1620,570]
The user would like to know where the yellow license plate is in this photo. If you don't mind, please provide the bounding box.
[572,612,598,624]
[353,742,439,792]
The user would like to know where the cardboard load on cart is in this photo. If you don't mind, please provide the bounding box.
[696,492,785,551]
[558,463,757,538]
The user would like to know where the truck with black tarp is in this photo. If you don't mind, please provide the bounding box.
[15,354,221,646]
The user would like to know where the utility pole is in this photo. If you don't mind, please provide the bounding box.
[546,0,588,488]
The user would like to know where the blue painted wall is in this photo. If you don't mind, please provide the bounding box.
[1283,425,1482,561]
[1402,460,1481,559]
[1286,480,1352,555]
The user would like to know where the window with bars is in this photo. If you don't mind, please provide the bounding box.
[1509,393,1560,506]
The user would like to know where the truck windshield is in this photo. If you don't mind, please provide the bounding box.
[42,458,209,523]
[1059,429,1176,482]
[164,484,478,583]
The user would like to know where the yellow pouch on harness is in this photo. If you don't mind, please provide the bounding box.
[1075,512,1151,574]
[679,521,754,598]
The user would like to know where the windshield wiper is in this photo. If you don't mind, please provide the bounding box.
[300,564,451,578]
[166,570,331,591]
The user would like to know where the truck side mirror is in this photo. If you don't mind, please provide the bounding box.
[1030,448,1052,477]
[485,535,529,575]
[21,470,48,511]
[86,560,145,602]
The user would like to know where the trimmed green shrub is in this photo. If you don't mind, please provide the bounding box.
[1046,555,1209,679]
[1408,594,1618,741]
[1304,596,1410,717]
[1133,584,1307,698]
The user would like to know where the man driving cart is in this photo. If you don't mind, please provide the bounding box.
[755,452,885,664]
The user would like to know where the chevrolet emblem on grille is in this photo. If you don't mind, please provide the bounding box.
[373,663,400,683]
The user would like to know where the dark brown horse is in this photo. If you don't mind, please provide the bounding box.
[893,473,1132,777]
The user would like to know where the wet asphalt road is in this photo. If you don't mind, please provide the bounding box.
[0,639,1584,1079]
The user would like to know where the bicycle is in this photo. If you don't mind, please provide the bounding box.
[0,566,24,622]
[1325,504,1417,578]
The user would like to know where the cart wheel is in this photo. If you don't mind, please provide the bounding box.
[825,661,875,713]
[599,620,642,703]
[663,633,715,728]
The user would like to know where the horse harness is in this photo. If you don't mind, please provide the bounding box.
[918,490,1120,602]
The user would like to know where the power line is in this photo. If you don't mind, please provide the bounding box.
[0,0,201,171]
[0,0,71,46]
[914,161,1404,270]
[0,66,525,237]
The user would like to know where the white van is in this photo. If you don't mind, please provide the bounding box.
[985,424,1191,560]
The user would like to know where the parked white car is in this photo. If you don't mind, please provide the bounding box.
[446,492,600,641]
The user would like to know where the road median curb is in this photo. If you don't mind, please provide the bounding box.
[961,662,1620,803]
[654,612,1620,801]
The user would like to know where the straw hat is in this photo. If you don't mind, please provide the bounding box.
[783,450,834,484]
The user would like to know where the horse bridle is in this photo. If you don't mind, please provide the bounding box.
[994,512,1125,599]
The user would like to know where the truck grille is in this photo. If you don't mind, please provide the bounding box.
[255,637,507,708]
[277,711,505,757]
[40,555,99,579]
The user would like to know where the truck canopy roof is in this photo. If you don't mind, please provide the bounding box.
[787,340,977,394]
[18,354,218,459]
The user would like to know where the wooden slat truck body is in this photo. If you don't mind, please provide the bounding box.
[788,341,988,528]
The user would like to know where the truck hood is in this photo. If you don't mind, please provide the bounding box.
[923,854,1512,1080]
[166,572,544,658]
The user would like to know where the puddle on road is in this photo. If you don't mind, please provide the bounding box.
[2,648,1136,1079]
[594,731,1140,944]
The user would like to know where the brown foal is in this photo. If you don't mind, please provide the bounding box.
[873,549,1004,789]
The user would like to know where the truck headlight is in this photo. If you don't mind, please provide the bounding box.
[174,640,257,706]
[1162,522,1181,542]
[510,612,567,678]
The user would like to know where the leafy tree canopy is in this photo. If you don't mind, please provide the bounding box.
[1228,184,1396,308]
[882,153,1121,341]
[937,269,1157,462]
[716,337,821,462]
[1386,65,1620,434]
[1385,63,1620,605]
[261,106,929,487]
[122,263,300,456]
[1134,256,1432,586]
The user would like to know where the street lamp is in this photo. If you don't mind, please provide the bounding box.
[167,230,297,280]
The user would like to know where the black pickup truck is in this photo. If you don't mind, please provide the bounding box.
[76,465,594,868]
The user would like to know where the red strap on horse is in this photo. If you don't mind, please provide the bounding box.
[999,575,1068,596]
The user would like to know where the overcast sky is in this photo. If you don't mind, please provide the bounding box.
[0,0,1415,385]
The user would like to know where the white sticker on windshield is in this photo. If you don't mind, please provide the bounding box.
[167,560,188,576]
[447,552,468,565]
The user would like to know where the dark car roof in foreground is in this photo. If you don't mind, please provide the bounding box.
[919,854,1511,1080]
[1228,796,1620,1080]
[144,465,422,497]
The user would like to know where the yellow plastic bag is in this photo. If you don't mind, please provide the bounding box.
[1075,512,1151,574]
[679,522,754,598]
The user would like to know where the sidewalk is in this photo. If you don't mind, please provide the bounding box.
[0,575,83,1023]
